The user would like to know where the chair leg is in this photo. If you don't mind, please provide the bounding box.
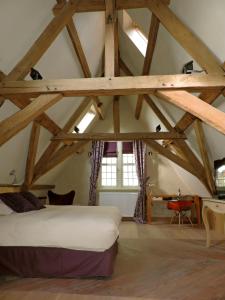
[187,215,193,226]
[178,212,181,226]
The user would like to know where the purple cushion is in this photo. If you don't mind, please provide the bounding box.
[0,193,36,213]
[48,190,75,205]
[21,192,45,210]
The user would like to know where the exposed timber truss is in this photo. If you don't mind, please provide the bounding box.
[0,0,224,194]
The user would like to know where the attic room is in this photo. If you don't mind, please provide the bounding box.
[0,0,225,299]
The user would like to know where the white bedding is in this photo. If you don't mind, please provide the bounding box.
[0,205,121,252]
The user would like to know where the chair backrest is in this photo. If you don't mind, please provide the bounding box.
[48,190,75,205]
[167,200,193,211]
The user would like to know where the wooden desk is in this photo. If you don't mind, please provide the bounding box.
[202,198,225,247]
[147,194,201,225]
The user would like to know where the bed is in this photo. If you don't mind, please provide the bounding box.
[0,205,121,278]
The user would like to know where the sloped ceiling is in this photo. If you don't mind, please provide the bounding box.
[0,0,224,198]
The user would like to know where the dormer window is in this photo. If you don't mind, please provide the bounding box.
[72,105,96,134]
[121,10,147,57]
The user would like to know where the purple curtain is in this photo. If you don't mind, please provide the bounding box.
[88,141,104,206]
[133,140,147,223]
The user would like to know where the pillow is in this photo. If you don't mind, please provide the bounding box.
[21,192,45,210]
[48,190,75,205]
[0,193,36,213]
[0,199,14,215]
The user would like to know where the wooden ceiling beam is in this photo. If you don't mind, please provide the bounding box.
[53,3,104,119]
[135,14,160,119]
[33,141,88,183]
[175,89,223,133]
[157,90,225,136]
[6,1,78,81]
[53,132,186,141]
[24,122,41,187]
[144,140,207,184]
[194,120,216,195]
[104,0,120,133]
[0,94,62,146]
[51,0,170,13]
[0,70,62,135]
[34,97,92,177]
[147,0,223,74]
[120,58,208,182]
[2,74,225,97]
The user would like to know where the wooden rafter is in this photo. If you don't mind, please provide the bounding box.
[175,89,224,133]
[135,14,160,119]
[6,1,78,81]
[0,71,62,135]
[194,120,216,195]
[156,90,225,136]
[0,94,62,146]
[24,122,41,187]
[145,140,205,181]
[147,0,223,74]
[53,132,187,141]
[104,0,120,133]
[34,97,92,177]
[51,0,170,13]
[120,58,207,184]
[0,1,80,138]
[33,141,88,183]
[2,74,225,96]
[145,140,211,193]
[53,1,104,120]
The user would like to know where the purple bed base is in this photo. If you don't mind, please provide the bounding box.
[0,241,118,278]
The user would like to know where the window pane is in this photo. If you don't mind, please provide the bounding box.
[102,157,107,164]
[102,178,107,186]
[111,157,117,164]
[123,155,128,164]
[102,166,107,173]
[111,166,117,173]
[123,166,128,172]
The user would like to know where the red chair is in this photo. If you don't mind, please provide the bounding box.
[167,200,193,225]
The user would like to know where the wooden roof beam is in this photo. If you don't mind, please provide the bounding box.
[53,132,186,141]
[145,140,211,193]
[34,97,92,177]
[0,94,62,146]
[2,74,225,97]
[135,14,160,119]
[157,90,225,136]
[33,141,88,183]
[194,120,216,195]
[147,0,223,74]
[104,0,120,133]
[51,0,170,13]
[120,58,209,179]
[24,122,41,187]
[53,2,104,120]
[0,73,62,135]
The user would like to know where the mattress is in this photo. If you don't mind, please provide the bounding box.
[0,205,121,252]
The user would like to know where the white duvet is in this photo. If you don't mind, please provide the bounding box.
[0,205,121,252]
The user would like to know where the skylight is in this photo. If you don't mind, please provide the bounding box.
[218,165,225,173]
[121,10,147,57]
[72,105,96,134]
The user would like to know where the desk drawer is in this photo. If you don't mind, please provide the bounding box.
[205,201,225,214]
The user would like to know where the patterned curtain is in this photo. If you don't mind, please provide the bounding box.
[133,140,147,223]
[88,141,104,206]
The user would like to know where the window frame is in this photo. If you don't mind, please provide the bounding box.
[99,142,139,191]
